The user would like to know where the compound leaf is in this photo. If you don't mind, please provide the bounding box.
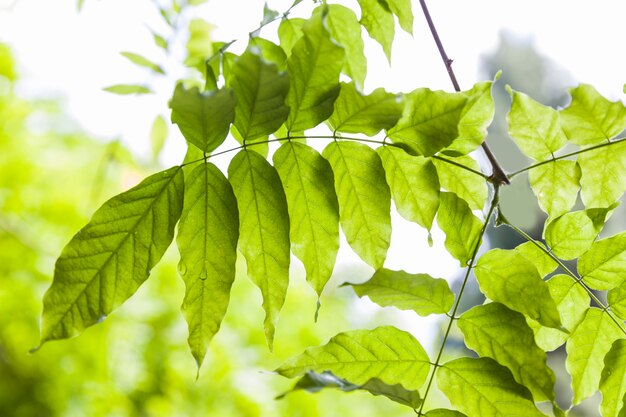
[579,231,626,290]
[40,167,184,343]
[436,192,482,266]
[528,160,580,219]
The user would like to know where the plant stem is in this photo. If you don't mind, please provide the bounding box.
[417,0,510,185]
[417,186,500,416]
[508,136,626,179]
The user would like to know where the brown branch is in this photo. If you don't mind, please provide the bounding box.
[418,0,510,185]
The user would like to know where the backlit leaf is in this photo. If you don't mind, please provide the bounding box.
[273,142,340,296]
[323,142,391,269]
[436,192,482,266]
[120,51,165,74]
[528,160,580,219]
[513,241,558,278]
[387,0,413,34]
[149,115,168,161]
[560,84,626,146]
[231,49,290,141]
[103,84,152,95]
[433,155,487,211]
[425,410,467,417]
[277,326,431,391]
[475,249,561,328]
[170,84,236,153]
[600,339,626,417]
[566,308,622,404]
[328,82,403,136]
[458,302,555,401]
[357,0,394,61]
[277,17,305,55]
[579,231,626,290]
[609,281,626,320]
[40,167,184,343]
[378,146,439,231]
[228,150,290,349]
[437,357,547,417]
[177,163,238,368]
[347,268,454,316]
[545,208,611,260]
[578,143,626,208]
[248,37,287,69]
[285,12,345,132]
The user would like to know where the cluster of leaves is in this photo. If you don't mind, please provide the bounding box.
[43,1,626,416]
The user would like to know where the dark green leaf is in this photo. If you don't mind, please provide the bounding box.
[436,192,482,266]
[273,142,339,296]
[120,51,165,74]
[433,155,487,211]
[103,84,152,95]
[600,339,626,417]
[322,142,391,269]
[228,150,290,349]
[40,167,184,343]
[578,143,626,208]
[177,163,238,368]
[528,160,580,219]
[170,84,236,153]
[277,326,431,391]
[579,231,626,290]
[347,268,454,316]
[357,0,395,61]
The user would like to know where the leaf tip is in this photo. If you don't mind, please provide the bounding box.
[314,299,321,323]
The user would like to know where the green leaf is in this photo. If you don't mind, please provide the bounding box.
[177,163,238,368]
[458,302,556,401]
[185,18,214,71]
[149,115,168,161]
[40,167,184,343]
[261,2,279,26]
[152,32,168,50]
[436,192,482,266]
[579,231,626,290]
[378,146,439,231]
[358,378,422,409]
[560,84,626,145]
[346,268,454,316]
[248,37,287,69]
[170,84,236,153]
[387,0,413,34]
[276,326,431,391]
[437,357,548,417]
[278,18,305,56]
[103,84,152,95]
[273,142,340,296]
[316,4,367,89]
[357,0,395,61]
[433,155,487,211]
[328,82,403,136]
[513,241,558,278]
[506,87,567,160]
[387,88,467,156]
[227,150,290,350]
[231,49,290,142]
[425,410,467,417]
[578,143,626,208]
[322,142,391,269]
[475,249,561,328]
[528,160,580,219]
[609,281,626,320]
[285,12,345,132]
[120,51,165,74]
[566,308,622,404]
[545,207,612,260]
[600,339,626,417]
[526,275,589,352]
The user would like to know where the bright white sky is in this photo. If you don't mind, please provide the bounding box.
[1,0,625,341]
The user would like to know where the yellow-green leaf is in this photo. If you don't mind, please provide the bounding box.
[357,0,394,61]
[528,160,580,219]
[433,155,487,211]
[513,241,558,278]
[120,51,165,74]
[578,143,626,208]
[579,231,626,290]
[436,192,482,266]
[545,207,611,260]
[600,339,626,417]
[609,281,626,320]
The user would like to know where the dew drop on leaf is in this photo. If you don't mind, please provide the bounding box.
[199,270,208,280]
[178,262,188,276]
[427,232,433,248]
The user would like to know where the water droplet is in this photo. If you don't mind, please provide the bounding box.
[427,232,433,248]
[199,271,208,280]
[97,315,107,323]
[178,262,188,276]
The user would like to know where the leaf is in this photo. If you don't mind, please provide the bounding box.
[273,142,340,296]
[316,4,367,89]
[346,268,454,316]
[600,339,626,417]
[248,37,287,69]
[328,82,403,136]
[285,12,345,132]
[579,231,626,290]
[528,160,581,219]
[103,84,152,95]
[322,141,391,269]
[506,87,568,160]
[513,241,558,278]
[526,275,589,352]
[436,192,482,266]
[437,357,548,417]
[387,88,467,156]
[560,84,626,146]
[231,49,290,142]
[458,302,556,401]
[378,146,439,231]
[278,18,305,56]
[261,2,279,26]
[120,51,165,74]
[170,84,236,153]
[474,249,561,328]
[185,18,214,71]
[357,0,395,61]
[40,167,184,343]
[609,281,626,320]
[176,163,238,368]
[278,371,422,409]
[425,410,467,417]
[546,207,612,260]
[152,31,168,50]
[149,115,168,161]
[433,155,487,211]
[566,308,622,404]
[387,0,413,34]
[77,0,85,11]
[578,143,626,208]
[227,150,290,349]
[276,326,431,391]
